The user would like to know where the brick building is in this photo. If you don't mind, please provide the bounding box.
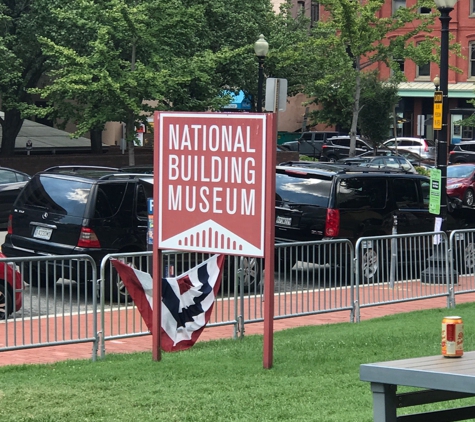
[283,0,475,143]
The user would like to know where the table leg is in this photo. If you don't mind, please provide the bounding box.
[370,382,397,422]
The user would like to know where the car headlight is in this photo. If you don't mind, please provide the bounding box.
[447,183,462,189]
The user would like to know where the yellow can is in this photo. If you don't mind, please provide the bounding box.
[442,316,463,357]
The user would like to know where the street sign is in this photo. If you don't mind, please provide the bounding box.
[155,112,270,257]
[429,168,441,215]
[265,78,287,112]
[433,90,443,131]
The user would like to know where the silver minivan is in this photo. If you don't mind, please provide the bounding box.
[383,137,436,159]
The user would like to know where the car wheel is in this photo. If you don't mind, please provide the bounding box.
[0,281,13,320]
[360,248,385,283]
[22,263,51,288]
[457,241,475,275]
[463,189,474,207]
[327,155,338,163]
[235,257,262,292]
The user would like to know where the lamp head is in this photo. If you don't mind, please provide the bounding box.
[254,34,269,58]
[433,75,440,88]
[433,0,458,9]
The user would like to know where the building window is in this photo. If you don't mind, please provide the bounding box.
[393,0,406,14]
[471,0,475,15]
[419,7,431,14]
[311,1,319,26]
[298,0,305,15]
[470,42,475,78]
[417,61,430,78]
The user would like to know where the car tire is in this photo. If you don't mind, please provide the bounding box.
[359,247,385,283]
[0,281,13,319]
[327,155,338,163]
[463,189,474,207]
[235,256,262,293]
[22,263,51,288]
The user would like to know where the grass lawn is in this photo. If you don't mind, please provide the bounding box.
[1,303,475,421]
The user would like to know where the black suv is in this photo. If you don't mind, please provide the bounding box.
[1,166,153,298]
[320,136,372,162]
[274,163,475,277]
[449,141,475,164]
[281,131,339,159]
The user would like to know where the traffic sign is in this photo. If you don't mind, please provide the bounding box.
[433,91,443,131]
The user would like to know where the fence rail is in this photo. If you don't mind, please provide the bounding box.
[1,229,474,360]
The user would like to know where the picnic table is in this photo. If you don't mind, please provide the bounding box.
[360,351,475,421]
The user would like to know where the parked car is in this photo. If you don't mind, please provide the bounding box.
[320,136,372,162]
[0,252,22,319]
[281,131,340,159]
[447,164,475,206]
[1,166,153,300]
[383,137,436,160]
[274,162,475,280]
[0,167,30,229]
[336,155,417,174]
[449,141,475,164]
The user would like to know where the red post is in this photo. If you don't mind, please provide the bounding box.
[263,113,276,369]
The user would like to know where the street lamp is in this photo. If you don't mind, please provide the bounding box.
[254,34,269,113]
[433,0,458,223]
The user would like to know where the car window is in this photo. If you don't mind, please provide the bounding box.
[302,133,313,140]
[425,139,435,147]
[391,179,420,208]
[94,183,127,218]
[275,173,332,207]
[385,141,396,147]
[337,178,386,209]
[135,184,148,219]
[0,169,18,184]
[333,138,350,147]
[17,176,92,216]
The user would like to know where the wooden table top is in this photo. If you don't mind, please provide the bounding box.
[360,351,475,394]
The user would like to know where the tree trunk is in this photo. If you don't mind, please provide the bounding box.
[125,114,135,166]
[90,129,103,154]
[0,109,24,156]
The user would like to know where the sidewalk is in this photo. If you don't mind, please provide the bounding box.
[2,293,474,367]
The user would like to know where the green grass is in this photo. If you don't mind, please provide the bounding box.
[1,304,475,421]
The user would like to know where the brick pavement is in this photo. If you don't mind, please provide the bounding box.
[1,292,474,367]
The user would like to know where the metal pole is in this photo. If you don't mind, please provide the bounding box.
[437,7,452,225]
[257,56,265,113]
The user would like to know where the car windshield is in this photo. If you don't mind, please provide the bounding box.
[447,166,475,178]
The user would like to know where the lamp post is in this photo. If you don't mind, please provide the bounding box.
[254,34,269,113]
[433,0,458,223]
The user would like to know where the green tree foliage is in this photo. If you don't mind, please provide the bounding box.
[27,0,307,162]
[359,74,399,146]
[0,0,63,156]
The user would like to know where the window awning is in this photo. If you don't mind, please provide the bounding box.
[398,82,475,98]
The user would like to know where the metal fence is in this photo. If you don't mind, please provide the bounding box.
[1,229,475,360]
[0,254,98,359]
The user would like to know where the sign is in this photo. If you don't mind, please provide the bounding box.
[429,168,442,215]
[433,90,443,131]
[155,112,268,257]
[265,78,287,112]
[417,115,425,137]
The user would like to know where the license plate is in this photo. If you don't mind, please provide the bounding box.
[33,226,53,240]
[276,216,292,226]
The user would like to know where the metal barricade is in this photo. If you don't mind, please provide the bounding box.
[450,229,475,301]
[0,254,98,360]
[354,232,453,321]
[274,240,356,322]
[99,251,256,357]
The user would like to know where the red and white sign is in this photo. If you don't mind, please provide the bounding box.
[154,112,268,257]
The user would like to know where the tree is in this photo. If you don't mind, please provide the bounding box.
[280,0,441,156]
[29,0,307,163]
[0,0,61,156]
[359,73,400,146]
